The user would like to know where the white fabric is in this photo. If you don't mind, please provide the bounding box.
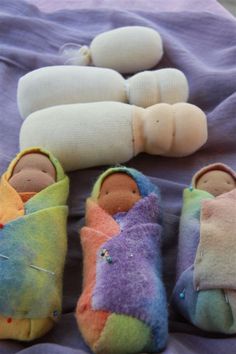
[89,26,163,74]
[20,102,134,171]
[127,68,189,108]
[18,66,189,119]
[17,66,126,119]
[19,101,207,171]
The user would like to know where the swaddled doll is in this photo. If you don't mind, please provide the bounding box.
[0,147,69,340]
[172,163,236,334]
[76,167,168,354]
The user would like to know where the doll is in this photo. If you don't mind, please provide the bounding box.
[20,101,207,171]
[76,167,168,354]
[18,66,188,119]
[0,147,69,340]
[173,163,236,334]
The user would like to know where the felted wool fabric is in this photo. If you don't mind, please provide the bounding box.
[19,101,207,171]
[60,26,163,74]
[0,147,69,341]
[76,167,168,354]
[17,66,189,119]
[172,163,236,334]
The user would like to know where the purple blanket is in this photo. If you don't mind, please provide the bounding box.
[1,0,236,353]
[93,193,167,351]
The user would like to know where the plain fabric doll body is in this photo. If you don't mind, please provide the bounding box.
[20,101,207,171]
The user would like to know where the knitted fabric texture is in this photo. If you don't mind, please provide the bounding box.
[76,167,167,354]
[172,163,236,334]
[20,101,208,171]
[63,26,163,74]
[17,66,188,119]
[0,147,69,340]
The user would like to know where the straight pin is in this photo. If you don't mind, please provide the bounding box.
[0,253,54,276]
[0,254,9,260]
[29,264,55,276]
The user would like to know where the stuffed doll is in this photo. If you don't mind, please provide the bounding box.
[18,66,188,119]
[20,101,207,171]
[172,163,236,334]
[0,147,69,340]
[59,26,163,73]
[76,167,168,354]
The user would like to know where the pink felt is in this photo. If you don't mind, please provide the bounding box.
[76,199,120,349]
[194,188,236,290]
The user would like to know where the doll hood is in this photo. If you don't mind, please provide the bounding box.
[91,166,160,200]
[191,163,236,188]
[5,146,65,182]
[0,147,68,224]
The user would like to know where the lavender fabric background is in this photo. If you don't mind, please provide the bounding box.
[0,0,236,353]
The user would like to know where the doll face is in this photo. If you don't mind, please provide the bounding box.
[98,173,141,215]
[8,153,56,193]
[196,170,236,197]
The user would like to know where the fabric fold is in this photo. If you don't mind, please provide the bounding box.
[0,147,69,340]
[173,163,236,334]
[76,167,168,354]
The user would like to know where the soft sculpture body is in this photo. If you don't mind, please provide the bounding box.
[20,101,207,171]
[61,26,163,73]
[17,66,189,119]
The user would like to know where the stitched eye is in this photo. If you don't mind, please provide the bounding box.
[203,180,208,183]
[106,191,109,195]
[41,170,47,173]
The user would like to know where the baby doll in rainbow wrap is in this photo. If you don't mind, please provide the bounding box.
[172,163,236,334]
[76,166,168,354]
[0,147,69,341]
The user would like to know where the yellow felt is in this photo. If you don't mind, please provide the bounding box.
[0,316,54,341]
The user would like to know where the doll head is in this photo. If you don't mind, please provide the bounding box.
[93,167,160,216]
[98,172,141,215]
[195,169,236,197]
[8,152,56,193]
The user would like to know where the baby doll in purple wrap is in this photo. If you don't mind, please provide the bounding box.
[76,166,168,354]
[172,163,236,334]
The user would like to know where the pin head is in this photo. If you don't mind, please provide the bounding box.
[53,310,59,318]
[106,256,112,264]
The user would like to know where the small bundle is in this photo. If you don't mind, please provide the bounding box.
[0,147,69,340]
[76,166,168,354]
[173,163,236,334]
